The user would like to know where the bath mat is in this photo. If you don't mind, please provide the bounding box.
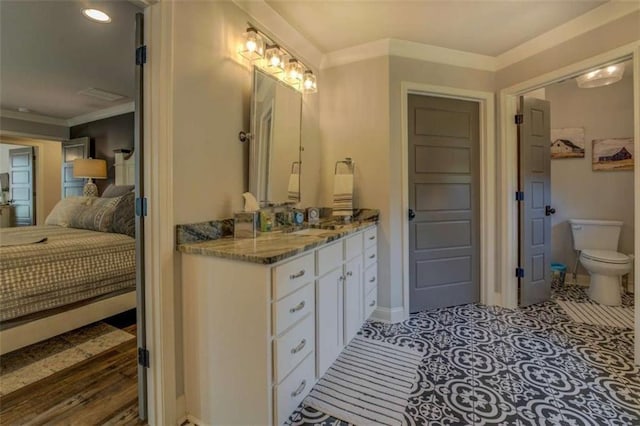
[303,335,422,426]
[557,300,634,329]
[0,322,134,396]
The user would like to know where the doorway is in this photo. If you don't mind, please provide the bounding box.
[499,47,640,362]
[407,94,480,312]
[400,83,497,318]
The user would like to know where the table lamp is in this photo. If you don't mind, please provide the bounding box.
[73,158,107,196]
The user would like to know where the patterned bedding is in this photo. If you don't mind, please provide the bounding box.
[0,225,135,323]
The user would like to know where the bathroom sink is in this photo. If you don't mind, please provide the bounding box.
[290,228,332,236]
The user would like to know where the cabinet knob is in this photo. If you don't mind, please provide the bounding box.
[369,277,376,283]
[346,271,353,277]
[369,235,375,241]
[369,300,376,307]
[369,254,375,260]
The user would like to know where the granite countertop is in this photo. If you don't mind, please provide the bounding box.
[178,221,377,265]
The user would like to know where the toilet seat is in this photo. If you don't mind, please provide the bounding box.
[581,249,629,264]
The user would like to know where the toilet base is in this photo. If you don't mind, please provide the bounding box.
[588,274,622,306]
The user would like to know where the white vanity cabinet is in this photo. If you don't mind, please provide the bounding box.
[181,224,377,425]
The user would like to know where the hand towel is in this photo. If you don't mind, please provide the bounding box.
[332,174,353,216]
[287,173,300,202]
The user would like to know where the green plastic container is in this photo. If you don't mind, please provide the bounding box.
[551,262,567,285]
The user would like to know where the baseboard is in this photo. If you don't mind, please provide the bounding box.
[370,306,406,323]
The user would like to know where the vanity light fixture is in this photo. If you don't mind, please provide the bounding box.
[239,24,318,93]
[82,8,111,23]
[264,45,284,74]
[239,27,264,61]
[576,63,625,88]
[302,71,317,94]
[284,59,303,88]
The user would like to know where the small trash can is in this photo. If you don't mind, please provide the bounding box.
[551,262,567,285]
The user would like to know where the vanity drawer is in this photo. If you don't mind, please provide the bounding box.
[364,245,377,268]
[365,287,377,319]
[273,314,314,384]
[273,283,314,336]
[273,253,315,300]
[345,233,363,261]
[364,263,377,295]
[274,354,315,426]
[364,226,377,248]
[317,241,343,276]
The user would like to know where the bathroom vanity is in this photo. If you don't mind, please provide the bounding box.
[179,222,378,425]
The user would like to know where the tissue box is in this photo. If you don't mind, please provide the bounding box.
[234,212,258,239]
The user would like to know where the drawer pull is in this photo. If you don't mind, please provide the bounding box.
[291,379,307,398]
[346,271,353,277]
[369,235,375,240]
[289,270,306,280]
[368,254,376,260]
[369,277,376,283]
[289,300,306,314]
[291,339,307,354]
[369,300,376,307]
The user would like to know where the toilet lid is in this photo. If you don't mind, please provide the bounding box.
[581,249,629,264]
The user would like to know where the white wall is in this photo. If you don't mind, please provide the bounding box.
[547,74,635,274]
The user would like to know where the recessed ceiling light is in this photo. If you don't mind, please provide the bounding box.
[82,8,111,23]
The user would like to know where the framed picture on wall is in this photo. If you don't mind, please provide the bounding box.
[592,138,634,171]
[550,127,585,159]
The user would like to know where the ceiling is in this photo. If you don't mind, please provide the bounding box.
[0,1,628,122]
[266,0,607,56]
[0,0,142,120]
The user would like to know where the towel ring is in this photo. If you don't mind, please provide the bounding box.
[335,157,355,175]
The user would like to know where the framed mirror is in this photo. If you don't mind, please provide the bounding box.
[249,67,302,206]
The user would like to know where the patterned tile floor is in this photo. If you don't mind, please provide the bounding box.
[289,284,639,425]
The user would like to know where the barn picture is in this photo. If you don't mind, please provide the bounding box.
[592,138,634,171]
[550,127,585,158]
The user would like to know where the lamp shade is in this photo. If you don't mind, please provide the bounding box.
[73,158,107,179]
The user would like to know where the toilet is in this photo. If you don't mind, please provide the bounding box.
[569,219,631,306]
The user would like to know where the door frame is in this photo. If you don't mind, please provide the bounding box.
[400,82,497,319]
[498,41,640,363]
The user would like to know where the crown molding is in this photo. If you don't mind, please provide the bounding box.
[389,39,496,71]
[0,109,68,126]
[320,1,640,72]
[1,102,135,129]
[321,39,390,70]
[232,0,323,71]
[495,1,640,70]
[66,102,135,127]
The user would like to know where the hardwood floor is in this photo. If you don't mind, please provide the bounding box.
[0,324,144,425]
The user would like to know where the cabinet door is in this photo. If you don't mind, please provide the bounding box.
[343,255,363,345]
[316,267,344,378]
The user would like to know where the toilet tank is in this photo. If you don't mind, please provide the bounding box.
[569,219,623,251]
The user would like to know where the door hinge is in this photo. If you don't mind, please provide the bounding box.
[138,347,150,368]
[136,45,147,65]
[515,114,524,125]
[135,197,147,217]
[515,267,525,278]
[515,191,524,201]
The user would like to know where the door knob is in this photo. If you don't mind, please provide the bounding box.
[408,209,416,221]
[545,206,556,216]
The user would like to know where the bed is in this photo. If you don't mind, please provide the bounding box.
[0,152,137,354]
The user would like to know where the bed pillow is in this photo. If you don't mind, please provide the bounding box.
[102,184,134,198]
[44,196,95,227]
[67,196,122,233]
[112,191,135,238]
